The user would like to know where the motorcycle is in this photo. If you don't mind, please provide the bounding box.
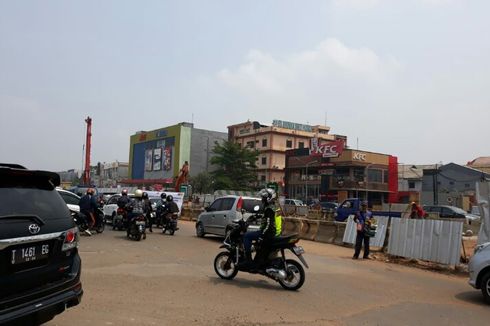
[127,214,147,241]
[161,212,178,235]
[71,208,105,235]
[213,208,308,291]
[113,207,128,231]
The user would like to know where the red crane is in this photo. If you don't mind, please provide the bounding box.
[82,116,92,185]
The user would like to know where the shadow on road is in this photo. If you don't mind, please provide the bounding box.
[454,291,488,306]
[208,276,286,292]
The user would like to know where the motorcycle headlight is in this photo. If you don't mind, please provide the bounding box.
[474,242,490,255]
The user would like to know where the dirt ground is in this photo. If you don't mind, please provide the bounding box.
[48,221,489,326]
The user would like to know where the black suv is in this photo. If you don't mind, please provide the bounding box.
[0,164,83,325]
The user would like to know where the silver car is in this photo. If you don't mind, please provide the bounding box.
[195,196,262,237]
[468,242,490,304]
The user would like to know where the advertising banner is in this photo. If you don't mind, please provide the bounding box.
[145,149,153,171]
[163,147,172,171]
[310,140,345,158]
[153,148,162,171]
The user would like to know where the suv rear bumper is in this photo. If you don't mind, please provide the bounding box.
[0,282,83,325]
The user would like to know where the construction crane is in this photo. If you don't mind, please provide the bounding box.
[82,116,92,185]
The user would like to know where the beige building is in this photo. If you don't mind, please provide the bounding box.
[227,120,345,185]
[467,157,490,174]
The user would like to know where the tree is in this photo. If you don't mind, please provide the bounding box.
[189,171,214,194]
[210,140,258,190]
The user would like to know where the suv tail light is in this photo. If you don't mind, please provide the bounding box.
[62,227,79,252]
[236,196,243,211]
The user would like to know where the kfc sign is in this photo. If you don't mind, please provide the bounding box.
[353,152,367,161]
[310,140,344,158]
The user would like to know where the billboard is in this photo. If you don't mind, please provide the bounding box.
[163,147,172,171]
[153,148,162,171]
[145,149,153,171]
[310,139,345,158]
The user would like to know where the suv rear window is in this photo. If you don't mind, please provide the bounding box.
[0,188,70,221]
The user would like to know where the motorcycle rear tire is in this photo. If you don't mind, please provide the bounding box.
[278,259,305,291]
[135,233,142,241]
[169,229,175,235]
[96,223,105,234]
[214,252,238,280]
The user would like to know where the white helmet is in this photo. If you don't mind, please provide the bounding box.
[258,188,276,204]
[134,189,143,198]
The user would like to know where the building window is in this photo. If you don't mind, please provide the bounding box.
[260,175,266,182]
[367,169,383,183]
[298,141,304,149]
[383,170,389,183]
[246,141,255,148]
[286,140,293,148]
[261,157,267,165]
[408,181,415,189]
[465,183,470,188]
[262,139,267,147]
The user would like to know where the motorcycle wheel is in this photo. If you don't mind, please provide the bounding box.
[169,228,175,235]
[278,259,305,291]
[214,252,238,280]
[135,233,142,241]
[96,222,105,234]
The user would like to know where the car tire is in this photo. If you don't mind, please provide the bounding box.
[196,222,205,238]
[481,271,490,304]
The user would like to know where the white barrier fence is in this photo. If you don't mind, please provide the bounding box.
[342,215,390,248]
[387,218,463,266]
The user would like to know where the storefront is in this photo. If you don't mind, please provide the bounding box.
[285,142,398,205]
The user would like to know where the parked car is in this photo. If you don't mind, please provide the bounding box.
[56,187,81,212]
[195,196,262,237]
[469,242,490,304]
[284,199,305,206]
[423,205,480,223]
[0,163,83,324]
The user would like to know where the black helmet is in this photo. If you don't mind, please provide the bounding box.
[166,195,173,202]
[142,192,149,199]
[160,192,167,199]
[121,189,128,196]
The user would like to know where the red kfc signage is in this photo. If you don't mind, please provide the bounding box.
[310,140,345,158]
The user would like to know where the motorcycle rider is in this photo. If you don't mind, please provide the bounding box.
[155,192,167,228]
[78,188,97,234]
[116,189,132,229]
[240,188,277,269]
[142,192,154,232]
[164,194,180,232]
[127,189,145,237]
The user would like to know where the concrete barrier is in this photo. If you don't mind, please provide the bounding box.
[315,221,337,243]
[299,219,319,241]
[283,217,302,235]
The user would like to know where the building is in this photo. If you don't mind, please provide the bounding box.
[397,164,436,203]
[421,163,490,211]
[467,157,490,174]
[285,146,398,206]
[227,119,346,187]
[93,161,129,187]
[124,122,227,188]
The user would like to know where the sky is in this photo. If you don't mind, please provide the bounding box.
[1,0,489,171]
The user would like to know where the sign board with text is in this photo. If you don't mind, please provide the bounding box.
[310,140,345,158]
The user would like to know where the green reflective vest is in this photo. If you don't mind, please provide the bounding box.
[275,208,283,236]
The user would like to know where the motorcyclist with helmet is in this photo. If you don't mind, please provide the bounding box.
[163,194,180,233]
[78,188,97,231]
[127,189,146,237]
[155,192,167,228]
[240,188,277,269]
[142,192,154,232]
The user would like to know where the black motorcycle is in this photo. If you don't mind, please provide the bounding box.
[72,208,104,235]
[213,213,308,291]
[161,212,178,235]
[127,214,147,241]
[113,207,128,231]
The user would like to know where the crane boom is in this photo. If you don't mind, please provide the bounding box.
[83,116,92,185]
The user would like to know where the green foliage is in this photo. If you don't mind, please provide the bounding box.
[189,171,214,194]
[210,140,258,191]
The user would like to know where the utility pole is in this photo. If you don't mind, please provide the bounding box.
[83,117,92,185]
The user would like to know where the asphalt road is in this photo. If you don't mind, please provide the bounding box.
[49,220,489,326]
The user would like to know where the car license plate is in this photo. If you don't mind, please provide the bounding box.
[293,246,305,255]
[11,244,50,265]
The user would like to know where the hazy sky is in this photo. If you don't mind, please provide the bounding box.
[1,0,489,171]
